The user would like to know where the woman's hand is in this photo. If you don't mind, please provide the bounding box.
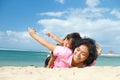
[28,27,36,36]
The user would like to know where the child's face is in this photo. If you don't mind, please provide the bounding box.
[63,38,72,48]
[73,45,89,64]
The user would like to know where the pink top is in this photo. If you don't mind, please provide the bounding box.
[53,46,73,68]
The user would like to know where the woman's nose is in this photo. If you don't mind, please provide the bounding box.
[76,52,81,57]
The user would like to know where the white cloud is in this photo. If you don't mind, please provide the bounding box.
[115,36,120,41]
[0,30,33,50]
[55,0,65,4]
[37,1,120,53]
[1,0,120,53]
[5,30,30,43]
[111,9,120,19]
[86,0,100,7]
[0,30,49,51]
[0,32,4,41]
[39,11,66,17]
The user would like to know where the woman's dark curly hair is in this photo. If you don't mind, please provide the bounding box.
[75,38,98,66]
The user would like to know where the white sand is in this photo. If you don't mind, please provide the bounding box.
[0,66,120,80]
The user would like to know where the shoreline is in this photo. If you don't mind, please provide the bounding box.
[0,66,120,80]
[101,53,120,57]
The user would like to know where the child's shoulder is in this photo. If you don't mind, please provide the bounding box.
[54,46,72,55]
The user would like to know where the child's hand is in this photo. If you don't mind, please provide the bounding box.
[46,32,52,37]
[28,27,36,36]
[46,32,58,40]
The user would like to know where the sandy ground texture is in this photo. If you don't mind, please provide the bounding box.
[0,66,120,80]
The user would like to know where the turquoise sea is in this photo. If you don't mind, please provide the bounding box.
[0,50,120,67]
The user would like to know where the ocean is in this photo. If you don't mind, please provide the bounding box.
[0,50,47,67]
[0,50,120,67]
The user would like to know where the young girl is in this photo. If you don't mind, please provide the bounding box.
[45,32,81,68]
[28,28,98,68]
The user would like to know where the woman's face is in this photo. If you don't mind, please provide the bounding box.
[73,45,89,64]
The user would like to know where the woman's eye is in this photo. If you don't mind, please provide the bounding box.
[81,52,86,56]
[82,53,85,56]
[77,48,80,51]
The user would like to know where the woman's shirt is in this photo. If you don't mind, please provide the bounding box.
[53,46,73,68]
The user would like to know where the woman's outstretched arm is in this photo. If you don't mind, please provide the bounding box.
[28,28,56,52]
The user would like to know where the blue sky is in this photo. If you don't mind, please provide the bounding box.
[0,0,120,54]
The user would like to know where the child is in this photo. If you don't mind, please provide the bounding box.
[45,32,81,68]
[28,28,98,68]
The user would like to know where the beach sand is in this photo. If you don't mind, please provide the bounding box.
[0,66,120,80]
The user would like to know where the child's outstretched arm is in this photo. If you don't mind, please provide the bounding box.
[46,32,64,44]
[28,28,56,52]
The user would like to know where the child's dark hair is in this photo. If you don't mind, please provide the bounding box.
[64,32,82,51]
[76,38,98,66]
